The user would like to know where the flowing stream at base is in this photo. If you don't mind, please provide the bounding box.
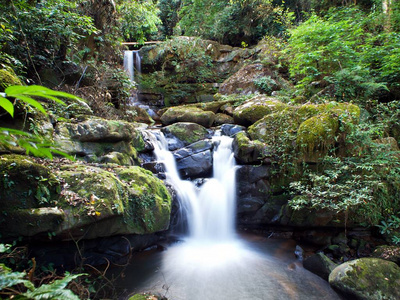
[126,132,341,300]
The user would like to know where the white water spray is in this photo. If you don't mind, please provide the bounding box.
[153,132,237,241]
[123,50,141,82]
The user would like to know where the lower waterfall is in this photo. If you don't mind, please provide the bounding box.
[130,131,341,300]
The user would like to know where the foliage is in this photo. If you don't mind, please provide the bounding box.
[289,102,400,241]
[285,6,400,101]
[0,0,97,78]
[154,37,214,83]
[157,0,182,38]
[0,85,81,159]
[117,0,162,43]
[178,0,292,46]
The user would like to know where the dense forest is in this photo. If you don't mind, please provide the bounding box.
[1,0,400,299]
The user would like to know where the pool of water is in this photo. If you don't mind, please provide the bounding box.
[114,233,341,300]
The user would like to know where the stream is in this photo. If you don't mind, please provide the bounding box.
[112,130,341,299]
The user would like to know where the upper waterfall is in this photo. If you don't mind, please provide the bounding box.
[123,50,141,82]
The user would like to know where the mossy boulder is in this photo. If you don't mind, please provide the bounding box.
[160,106,215,128]
[233,95,287,126]
[0,156,172,240]
[232,131,267,164]
[53,117,146,165]
[0,69,23,92]
[329,258,400,299]
[162,122,210,147]
[214,113,234,125]
[247,101,361,163]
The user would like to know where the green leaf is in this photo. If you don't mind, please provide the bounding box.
[0,268,34,291]
[0,97,14,117]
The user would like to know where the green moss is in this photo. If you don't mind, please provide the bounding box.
[58,165,125,215]
[297,113,339,153]
[329,258,400,299]
[160,106,215,127]
[164,122,209,145]
[0,69,22,92]
[233,96,287,126]
[0,155,60,210]
[115,166,172,233]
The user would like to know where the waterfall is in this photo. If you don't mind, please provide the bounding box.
[123,50,141,82]
[153,132,237,241]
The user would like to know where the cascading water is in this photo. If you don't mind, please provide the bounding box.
[134,131,341,300]
[153,132,237,241]
[123,50,141,82]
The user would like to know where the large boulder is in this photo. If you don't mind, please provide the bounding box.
[232,95,287,126]
[160,106,215,128]
[329,258,400,299]
[0,155,172,240]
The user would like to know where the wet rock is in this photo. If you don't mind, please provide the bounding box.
[220,124,246,137]
[303,252,337,281]
[329,258,400,299]
[173,140,213,178]
[214,113,234,125]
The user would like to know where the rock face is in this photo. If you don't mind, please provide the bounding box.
[329,258,400,299]
[219,63,288,95]
[0,155,172,240]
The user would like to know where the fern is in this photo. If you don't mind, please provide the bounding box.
[22,273,83,300]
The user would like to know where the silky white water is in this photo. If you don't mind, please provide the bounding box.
[123,50,141,82]
[138,131,341,300]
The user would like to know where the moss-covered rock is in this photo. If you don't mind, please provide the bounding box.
[162,122,210,146]
[0,156,172,240]
[297,113,339,154]
[247,101,361,162]
[232,131,267,164]
[0,155,60,211]
[0,69,22,92]
[160,106,215,128]
[329,258,400,299]
[233,95,287,126]
[214,113,234,125]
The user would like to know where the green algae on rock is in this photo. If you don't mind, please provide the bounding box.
[160,106,215,128]
[162,122,210,146]
[233,95,287,126]
[329,258,400,300]
[0,155,172,240]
